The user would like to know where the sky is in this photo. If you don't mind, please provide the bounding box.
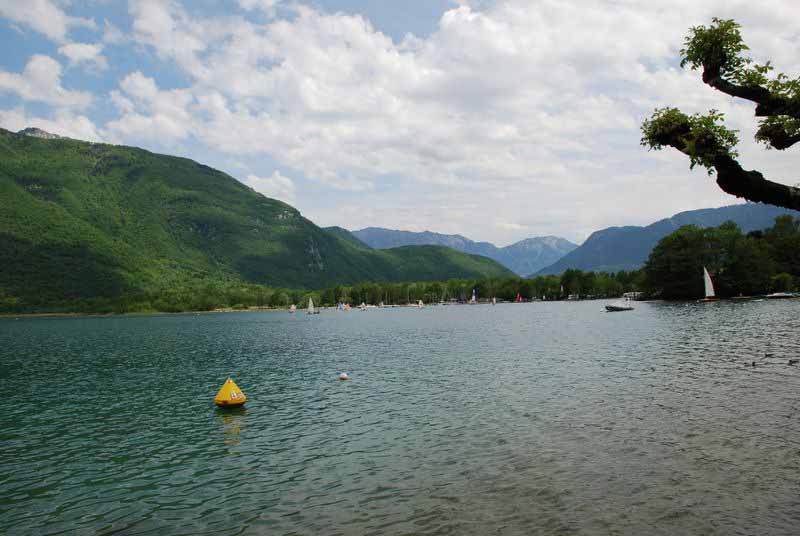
[1,1,799,246]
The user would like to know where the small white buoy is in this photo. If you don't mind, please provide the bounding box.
[339,372,350,381]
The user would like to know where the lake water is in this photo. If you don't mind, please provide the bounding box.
[1,300,799,535]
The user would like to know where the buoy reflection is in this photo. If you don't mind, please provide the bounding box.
[217,406,247,445]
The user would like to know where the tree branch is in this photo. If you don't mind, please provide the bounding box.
[652,116,800,211]
[756,122,800,150]
[702,63,800,120]
[712,155,800,211]
[645,19,800,208]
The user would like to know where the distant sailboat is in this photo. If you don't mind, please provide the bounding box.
[699,266,718,302]
[470,289,477,304]
[289,304,297,313]
[307,298,320,314]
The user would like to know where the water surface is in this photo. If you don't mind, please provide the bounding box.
[1,300,799,535]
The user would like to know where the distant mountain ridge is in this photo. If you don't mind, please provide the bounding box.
[351,227,577,276]
[537,203,800,275]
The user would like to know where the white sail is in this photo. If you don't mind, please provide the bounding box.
[703,266,715,298]
[308,298,315,313]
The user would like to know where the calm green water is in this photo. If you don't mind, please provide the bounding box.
[1,300,799,535]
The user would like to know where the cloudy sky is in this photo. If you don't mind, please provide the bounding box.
[1,1,798,245]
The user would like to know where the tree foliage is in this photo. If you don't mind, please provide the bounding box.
[644,216,799,299]
[641,107,738,173]
[641,18,800,210]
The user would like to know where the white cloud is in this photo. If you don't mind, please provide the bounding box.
[496,221,528,232]
[238,0,281,16]
[58,42,108,71]
[105,72,194,145]
[0,55,92,110]
[0,0,95,42]
[111,1,800,243]
[127,0,232,79]
[102,19,126,45]
[243,171,296,204]
[0,107,102,141]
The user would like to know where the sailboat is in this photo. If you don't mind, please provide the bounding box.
[307,297,320,314]
[698,266,718,302]
[289,304,297,313]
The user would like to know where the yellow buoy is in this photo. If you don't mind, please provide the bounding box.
[214,378,247,407]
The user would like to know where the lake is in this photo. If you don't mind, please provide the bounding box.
[1,300,799,535]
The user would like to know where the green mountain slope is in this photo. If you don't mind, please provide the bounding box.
[0,128,512,310]
[323,226,371,249]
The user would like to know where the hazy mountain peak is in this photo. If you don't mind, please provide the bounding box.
[351,227,577,276]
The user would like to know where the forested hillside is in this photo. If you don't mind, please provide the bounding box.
[0,129,512,312]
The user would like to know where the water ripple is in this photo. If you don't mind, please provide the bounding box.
[1,301,799,534]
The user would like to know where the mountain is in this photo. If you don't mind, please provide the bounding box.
[0,128,512,310]
[17,127,66,140]
[323,226,371,249]
[493,237,579,277]
[537,203,800,275]
[351,227,577,276]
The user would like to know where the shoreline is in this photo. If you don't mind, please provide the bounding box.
[5,296,793,320]
[0,307,288,320]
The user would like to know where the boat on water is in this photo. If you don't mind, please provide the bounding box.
[289,304,297,313]
[605,301,634,312]
[307,298,320,315]
[765,292,797,299]
[698,266,718,302]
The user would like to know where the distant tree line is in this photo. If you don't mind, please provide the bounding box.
[312,270,643,307]
[0,271,644,315]
[644,215,800,299]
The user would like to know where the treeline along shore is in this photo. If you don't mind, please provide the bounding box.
[2,216,798,315]
[0,272,643,316]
